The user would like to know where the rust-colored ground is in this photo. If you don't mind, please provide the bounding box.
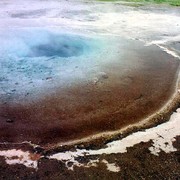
[0,136,179,180]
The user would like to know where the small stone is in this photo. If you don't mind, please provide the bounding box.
[46,77,52,80]
[93,77,99,84]
[34,146,44,153]
[25,92,30,96]
[6,119,14,123]
[98,72,108,80]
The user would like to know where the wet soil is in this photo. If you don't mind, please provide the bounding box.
[0,136,179,180]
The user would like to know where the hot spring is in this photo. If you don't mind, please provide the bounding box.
[0,28,179,147]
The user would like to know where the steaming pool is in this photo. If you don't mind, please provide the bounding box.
[0,0,180,148]
[0,27,179,147]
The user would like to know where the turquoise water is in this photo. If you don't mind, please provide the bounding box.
[0,29,96,58]
[0,28,109,97]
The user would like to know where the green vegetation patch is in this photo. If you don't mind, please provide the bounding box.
[98,0,180,6]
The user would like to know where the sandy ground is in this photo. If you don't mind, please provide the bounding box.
[0,0,180,179]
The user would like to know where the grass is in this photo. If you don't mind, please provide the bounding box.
[98,0,180,6]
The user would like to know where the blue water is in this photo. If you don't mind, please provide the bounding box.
[0,29,94,58]
[0,29,106,96]
[27,33,91,58]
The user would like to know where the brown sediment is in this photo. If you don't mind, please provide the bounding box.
[0,43,179,149]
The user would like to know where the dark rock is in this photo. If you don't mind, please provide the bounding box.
[6,119,14,123]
